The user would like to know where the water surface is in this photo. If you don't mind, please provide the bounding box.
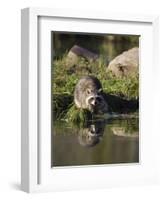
[52,117,139,167]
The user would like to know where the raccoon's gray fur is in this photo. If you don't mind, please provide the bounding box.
[74,75,108,114]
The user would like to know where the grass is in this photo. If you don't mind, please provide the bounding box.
[52,54,139,99]
[65,105,92,126]
[52,54,139,123]
[52,94,73,120]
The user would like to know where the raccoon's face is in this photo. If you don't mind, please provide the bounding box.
[85,87,102,96]
[85,88,103,110]
[87,96,103,107]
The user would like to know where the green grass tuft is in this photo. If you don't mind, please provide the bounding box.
[65,104,92,126]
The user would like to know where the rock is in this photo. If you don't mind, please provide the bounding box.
[66,45,99,67]
[107,47,139,77]
[111,127,138,138]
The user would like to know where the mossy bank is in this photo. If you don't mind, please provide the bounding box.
[52,55,139,123]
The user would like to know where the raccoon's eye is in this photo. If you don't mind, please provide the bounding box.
[96,97,102,102]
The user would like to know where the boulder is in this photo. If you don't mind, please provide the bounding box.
[107,47,139,77]
[66,45,99,67]
[111,127,138,138]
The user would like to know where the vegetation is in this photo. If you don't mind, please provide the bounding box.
[66,105,92,126]
[52,55,139,122]
[52,55,139,98]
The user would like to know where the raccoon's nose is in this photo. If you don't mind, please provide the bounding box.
[91,99,97,106]
[94,100,98,105]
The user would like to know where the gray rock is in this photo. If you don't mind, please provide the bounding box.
[107,47,139,77]
[111,127,138,138]
[66,45,99,67]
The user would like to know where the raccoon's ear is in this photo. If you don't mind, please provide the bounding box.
[98,88,103,93]
[86,89,91,94]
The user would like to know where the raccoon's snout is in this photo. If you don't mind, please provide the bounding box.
[89,96,102,106]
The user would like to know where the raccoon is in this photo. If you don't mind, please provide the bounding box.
[74,75,108,114]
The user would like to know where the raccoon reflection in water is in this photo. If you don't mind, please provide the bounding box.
[78,120,106,147]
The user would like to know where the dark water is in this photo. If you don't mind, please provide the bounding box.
[52,117,139,167]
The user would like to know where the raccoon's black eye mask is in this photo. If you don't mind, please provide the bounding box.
[89,96,102,102]
[96,97,102,102]
[86,88,103,95]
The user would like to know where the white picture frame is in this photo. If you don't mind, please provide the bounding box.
[21,7,159,193]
